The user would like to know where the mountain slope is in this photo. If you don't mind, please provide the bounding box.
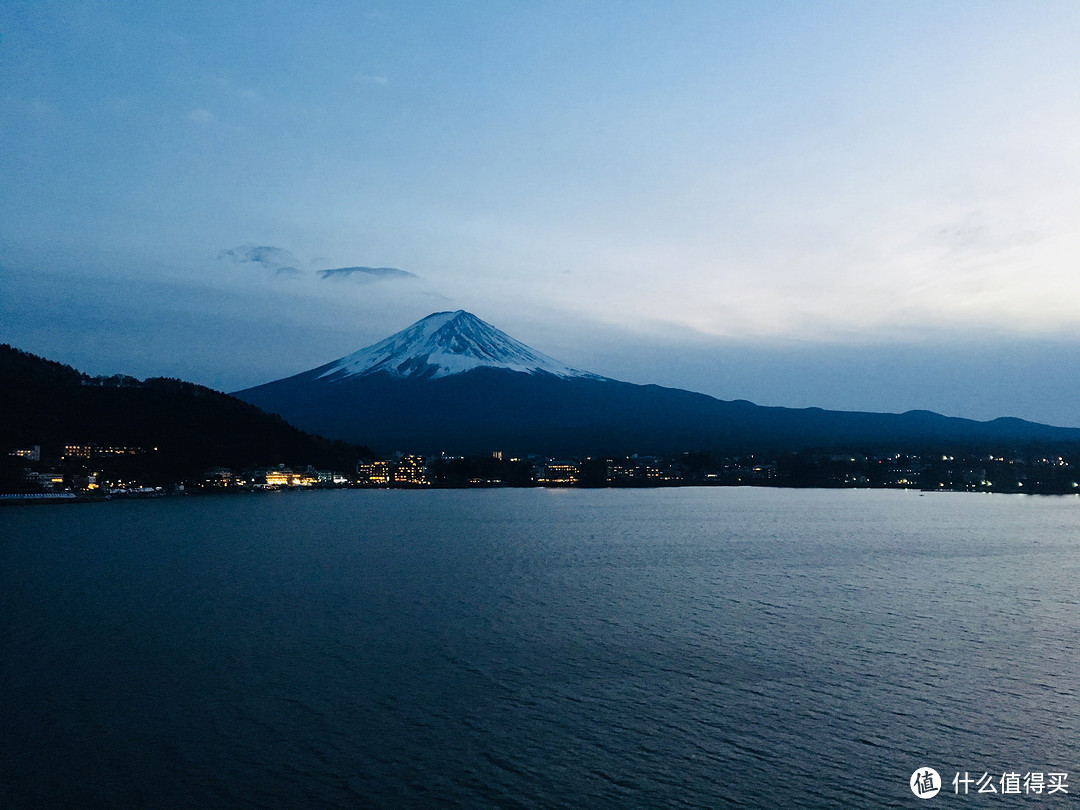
[314,310,601,381]
[0,344,371,479]
[233,313,1080,456]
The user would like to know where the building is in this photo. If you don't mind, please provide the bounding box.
[256,467,320,488]
[392,455,430,486]
[24,471,66,490]
[357,460,391,485]
[63,444,148,459]
[537,462,578,486]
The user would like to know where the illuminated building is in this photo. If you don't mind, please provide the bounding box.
[356,460,391,485]
[63,444,149,458]
[537,462,578,486]
[392,455,430,486]
[257,468,320,488]
[203,467,236,488]
[24,471,66,489]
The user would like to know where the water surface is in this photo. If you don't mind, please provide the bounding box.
[2,488,1077,807]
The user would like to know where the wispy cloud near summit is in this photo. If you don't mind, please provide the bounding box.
[317,266,416,281]
[218,245,302,276]
[217,248,419,284]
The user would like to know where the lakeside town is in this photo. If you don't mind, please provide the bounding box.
[4,442,1079,501]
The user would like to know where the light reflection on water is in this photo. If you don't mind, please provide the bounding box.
[2,488,1078,807]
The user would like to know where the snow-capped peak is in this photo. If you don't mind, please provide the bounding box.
[316,310,602,381]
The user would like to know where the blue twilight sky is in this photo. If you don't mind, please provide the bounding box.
[3,1,1080,426]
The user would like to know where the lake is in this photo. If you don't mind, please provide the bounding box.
[2,488,1078,807]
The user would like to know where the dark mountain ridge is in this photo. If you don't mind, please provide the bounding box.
[0,344,371,481]
[234,313,1080,456]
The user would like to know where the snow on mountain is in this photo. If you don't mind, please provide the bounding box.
[232,310,1080,457]
[316,310,603,381]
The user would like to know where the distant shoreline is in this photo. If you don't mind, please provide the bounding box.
[5,481,1079,506]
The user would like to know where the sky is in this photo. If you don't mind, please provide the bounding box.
[3,1,1080,426]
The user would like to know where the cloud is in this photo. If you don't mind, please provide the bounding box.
[317,266,417,281]
[188,109,216,124]
[217,248,416,283]
[353,73,389,86]
[218,245,303,276]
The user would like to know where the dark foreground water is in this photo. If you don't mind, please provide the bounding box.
[2,488,1078,808]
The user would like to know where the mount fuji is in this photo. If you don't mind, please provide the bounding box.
[308,310,603,382]
[234,311,1080,455]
